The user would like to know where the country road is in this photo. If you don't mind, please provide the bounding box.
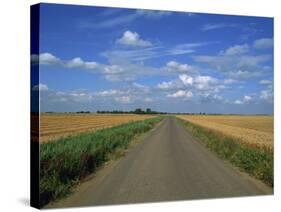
[48,117,272,208]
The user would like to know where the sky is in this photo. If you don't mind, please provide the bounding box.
[32,3,274,114]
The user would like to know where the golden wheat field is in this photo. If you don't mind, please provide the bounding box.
[177,115,273,149]
[39,113,155,142]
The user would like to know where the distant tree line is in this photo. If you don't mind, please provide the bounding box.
[97,108,168,115]
[44,110,267,116]
[75,111,91,114]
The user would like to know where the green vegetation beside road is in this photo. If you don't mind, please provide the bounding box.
[178,118,273,187]
[40,116,163,207]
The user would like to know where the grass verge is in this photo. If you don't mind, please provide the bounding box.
[39,116,163,207]
[178,118,273,187]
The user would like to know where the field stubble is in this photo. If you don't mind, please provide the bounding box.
[40,113,156,142]
[177,115,273,151]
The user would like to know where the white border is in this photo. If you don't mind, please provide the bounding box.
[0,0,280,211]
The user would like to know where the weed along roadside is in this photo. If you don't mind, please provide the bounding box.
[178,118,273,187]
[39,116,163,207]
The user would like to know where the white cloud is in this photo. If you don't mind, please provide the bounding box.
[221,44,249,56]
[66,57,84,68]
[33,53,61,65]
[193,44,271,80]
[179,74,193,86]
[95,89,124,97]
[243,95,252,103]
[232,95,254,105]
[115,96,133,104]
[166,47,194,56]
[201,23,238,31]
[156,80,180,90]
[157,74,225,96]
[166,61,196,73]
[229,70,262,80]
[194,75,218,90]
[104,65,124,74]
[234,100,243,105]
[253,38,273,49]
[223,79,238,84]
[70,91,93,102]
[32,83,49,91]
[198,93,224,103]
[116,31,152,47]
[135,10,171,18]
[195,75,215,84]
[81,9,172,29]
[34,52,158,82]
[33,53,100,71]
[167,90,193,98]
[132,82,150,93]
[103,44,196,62]
[237,55,271,67]
[83,13,137,29]
[66,57,99,69]
[259,80,272,85]
[143,97,154,103]
[103,42,211,63]
[260,90,273,103]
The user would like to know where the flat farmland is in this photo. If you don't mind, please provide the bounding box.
[40,113,155,142]
[177,115,273,150]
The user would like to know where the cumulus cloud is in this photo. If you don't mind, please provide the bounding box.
[32,83,49,91]
[31,53,61,65]
[31,52,158,82]
[167,90,193,98]
[253,38,273,49]
[220,44,249,56]
[179,74,193,86]
[116,31,152,47]
[194,75,219,91]
[165,61,197,73]
[39,53,61,65]
[234,100,243,105]
[157,80,179,90]
[104,65,124,74]
[157,74,225,99]
[32,53,100,71]
[233,95,254,105]
[66,57,99,69]
[243,95,252,103]
[198,93,223,103]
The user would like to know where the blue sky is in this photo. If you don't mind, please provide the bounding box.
[32,3,274,114]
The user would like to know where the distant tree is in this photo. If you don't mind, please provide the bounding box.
[134,108,143,114]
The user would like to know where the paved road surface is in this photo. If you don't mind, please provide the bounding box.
[48,117,272,208]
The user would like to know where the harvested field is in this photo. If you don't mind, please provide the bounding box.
[177,115,273,150]
[40,113,156,142]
